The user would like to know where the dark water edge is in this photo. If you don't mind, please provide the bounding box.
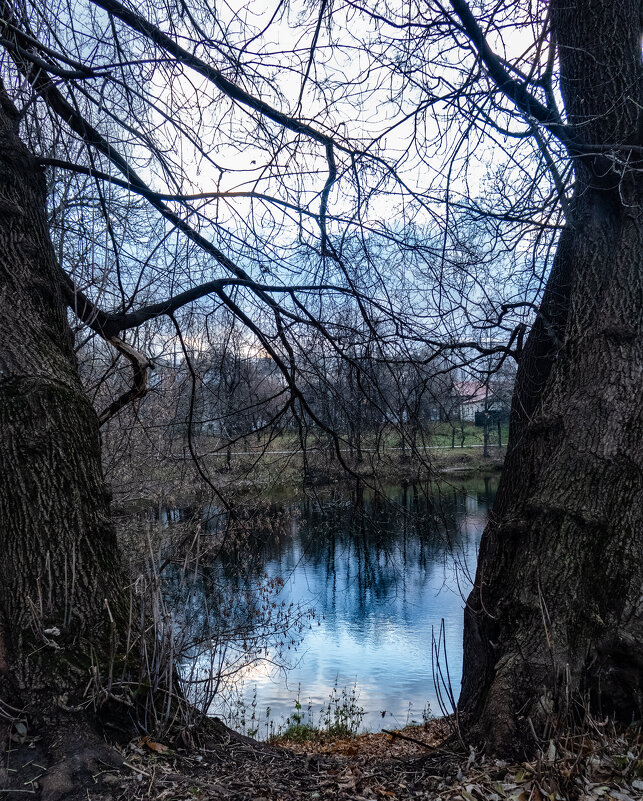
[143,476,498,736]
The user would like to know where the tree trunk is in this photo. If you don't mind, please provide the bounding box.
[459,0,642,753]
[0,84,129,728]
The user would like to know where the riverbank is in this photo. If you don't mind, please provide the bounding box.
[13,716,638,801]
[109,437,506,509]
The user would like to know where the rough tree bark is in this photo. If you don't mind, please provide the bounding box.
[459,0,643,753]
[0,83,134,792]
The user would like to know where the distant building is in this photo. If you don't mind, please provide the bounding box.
[454,381,488,421]
[453,378,512,424]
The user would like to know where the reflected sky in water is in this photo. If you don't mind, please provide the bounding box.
[164,477,497,734]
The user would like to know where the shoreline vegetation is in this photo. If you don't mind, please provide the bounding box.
[107,422,507,507]
[5,439,638,800]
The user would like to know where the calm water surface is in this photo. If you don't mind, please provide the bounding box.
[161,477,497,734]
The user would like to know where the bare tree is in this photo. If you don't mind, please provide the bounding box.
[0,0,640,771]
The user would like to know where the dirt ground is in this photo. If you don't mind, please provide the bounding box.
[3,717,641,801]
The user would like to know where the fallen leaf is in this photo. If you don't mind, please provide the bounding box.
[144,739,169,754]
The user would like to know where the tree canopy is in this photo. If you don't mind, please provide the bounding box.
[2,0,566,377]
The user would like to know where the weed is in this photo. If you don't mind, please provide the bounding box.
[266,681,364,743]
[321,682,364,738]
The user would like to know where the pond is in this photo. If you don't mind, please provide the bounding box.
[158,476,497,736]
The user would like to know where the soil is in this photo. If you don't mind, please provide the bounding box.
[2,717,641,801]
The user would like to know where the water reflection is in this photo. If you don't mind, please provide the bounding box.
[161,476,497,734]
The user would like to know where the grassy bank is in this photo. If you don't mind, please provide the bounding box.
[107,422,507,505]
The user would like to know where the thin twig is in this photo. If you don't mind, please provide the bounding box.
[381,729,434,749]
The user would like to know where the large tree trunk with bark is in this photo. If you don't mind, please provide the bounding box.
[0,83,135,787]
[459,0,642,754]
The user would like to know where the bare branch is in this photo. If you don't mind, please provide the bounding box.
[98,336,153,425]
[448,0,577,151]
[90,0,339,149]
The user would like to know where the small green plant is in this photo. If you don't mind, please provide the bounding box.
[404,700,434,727]
[278,721,318,742]
[269,681,364,743]
[321,681,364,738]
[222,682,261,737]
[264,705,273,740]
[278,687,317,741]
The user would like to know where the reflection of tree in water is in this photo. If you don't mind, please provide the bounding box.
[162,478,497,654]
[162,502,298,641]
[279,479,497,629]
[146,479,498,715]
[158,503,308,713]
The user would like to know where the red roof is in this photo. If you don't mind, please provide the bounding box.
[453,380,487,404]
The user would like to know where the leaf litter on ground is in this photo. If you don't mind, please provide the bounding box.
[49,718,641,801]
